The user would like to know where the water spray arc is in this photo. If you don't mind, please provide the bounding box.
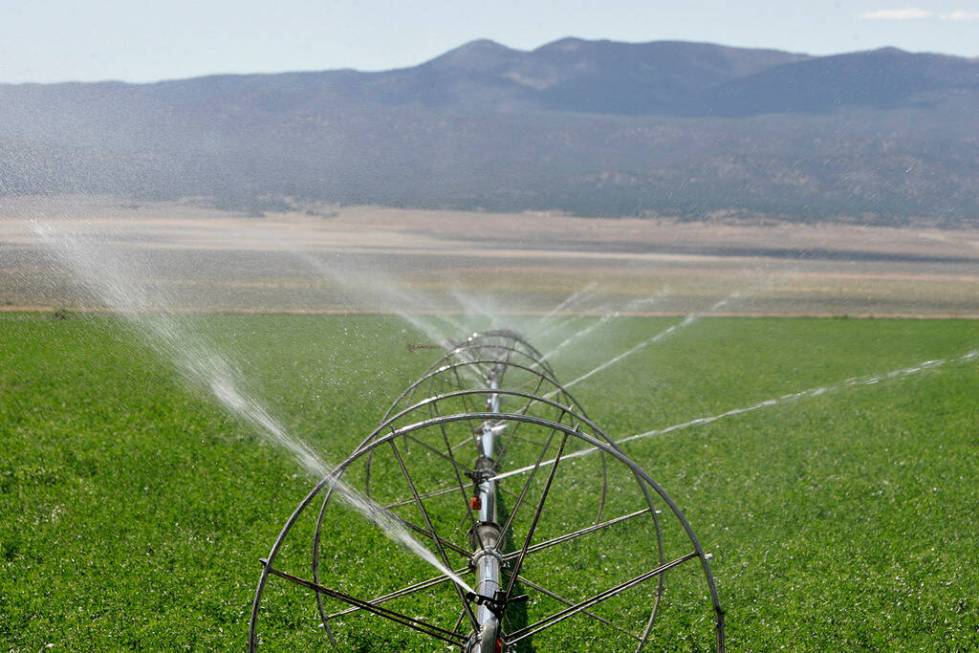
[496,347,979,483]
[32,223,474,593]
[249,330,725,651]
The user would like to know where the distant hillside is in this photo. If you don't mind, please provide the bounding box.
[1,38,977,224]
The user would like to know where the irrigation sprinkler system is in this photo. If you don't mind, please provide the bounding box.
[249,330,725,651]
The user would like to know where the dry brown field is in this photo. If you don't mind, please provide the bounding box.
[1,195,976,317]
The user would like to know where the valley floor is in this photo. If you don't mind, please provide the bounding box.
[1,196,977,317]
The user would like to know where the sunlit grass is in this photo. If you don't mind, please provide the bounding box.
[0,313,975,650]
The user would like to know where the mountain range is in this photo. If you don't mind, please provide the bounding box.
[2,38,977,224]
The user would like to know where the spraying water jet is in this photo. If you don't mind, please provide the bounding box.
[32,221,474,596]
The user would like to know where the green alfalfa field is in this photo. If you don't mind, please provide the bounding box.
[1,312,976,651]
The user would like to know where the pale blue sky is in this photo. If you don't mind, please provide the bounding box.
[1,0,977,83]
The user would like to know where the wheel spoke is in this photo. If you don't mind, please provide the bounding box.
[504,430,570,600]
[505,552,699,645]
[262,561,468,647]
[388,438,479,630]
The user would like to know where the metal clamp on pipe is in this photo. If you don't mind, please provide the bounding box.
[465,589,527,619]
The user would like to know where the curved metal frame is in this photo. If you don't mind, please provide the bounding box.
[248,330,725,652]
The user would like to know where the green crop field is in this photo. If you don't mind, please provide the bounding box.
[1,313,976,651]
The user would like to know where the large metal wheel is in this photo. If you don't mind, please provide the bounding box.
[249,330,725,651]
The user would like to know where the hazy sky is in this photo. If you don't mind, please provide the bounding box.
[1,0,977,83]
